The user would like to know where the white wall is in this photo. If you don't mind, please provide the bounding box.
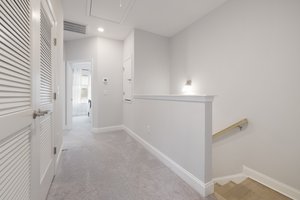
[123,31,134,61]
[134,29,170,94]
[123,97,213,196]
[123,31,214,196]
[124,99,207,179]
[65,37,123,129]
[97,37,123,127]
[170,0,300,190]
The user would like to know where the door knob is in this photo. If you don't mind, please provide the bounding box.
[33,110,49,119]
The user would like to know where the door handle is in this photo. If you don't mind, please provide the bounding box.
[33,110,49,119]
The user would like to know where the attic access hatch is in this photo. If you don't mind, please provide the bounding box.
[88,0,136,24]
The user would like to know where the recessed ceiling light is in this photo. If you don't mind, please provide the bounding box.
[97,27,104,32]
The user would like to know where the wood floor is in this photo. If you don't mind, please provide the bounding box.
[214,178,292,200]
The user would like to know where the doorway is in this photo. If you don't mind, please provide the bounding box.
[66,60,93,130]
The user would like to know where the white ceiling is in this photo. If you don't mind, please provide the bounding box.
[62,0,228,41]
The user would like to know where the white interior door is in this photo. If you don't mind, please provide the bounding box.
[66,62,73,129]
[39,3,55,199]
[0,0,34,199]
[123,58,132,101]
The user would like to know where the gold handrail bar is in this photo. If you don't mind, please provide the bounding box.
[213,118,248,139]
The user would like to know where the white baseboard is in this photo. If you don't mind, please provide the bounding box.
[92,125,123,133]
[243,166,300,200]
[122,125,213,197]
[213,173,247,185]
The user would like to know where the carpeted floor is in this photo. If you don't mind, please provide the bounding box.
[47,116,216,200]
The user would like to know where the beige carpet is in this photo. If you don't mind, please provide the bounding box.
[47,116,216,200]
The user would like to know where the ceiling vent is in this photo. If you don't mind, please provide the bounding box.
[64,21,86,34]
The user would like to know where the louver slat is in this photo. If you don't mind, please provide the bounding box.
[0,127,31,200]
[40,115,52,177]
[39,7,54,186]
[0,1,30,39]
[0,1,32,199]
[0,0,31,117]
[40,7,52,106]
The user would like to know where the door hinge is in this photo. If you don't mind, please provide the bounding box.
[54,147,57,155]
[53,92,57,100]
[54,38,57,46]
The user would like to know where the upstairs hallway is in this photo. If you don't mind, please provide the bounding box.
[47,116,216,200]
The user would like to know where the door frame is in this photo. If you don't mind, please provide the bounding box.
[38,0,57,199]
[65,59,94,130]
[31,0,43,199]
[30,0,57,199]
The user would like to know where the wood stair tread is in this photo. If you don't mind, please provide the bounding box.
[215,181,237,196]
[214,178,292,200]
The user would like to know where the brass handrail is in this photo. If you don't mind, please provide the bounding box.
[213,118,248,139]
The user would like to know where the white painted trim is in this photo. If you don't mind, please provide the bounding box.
[122,125,213,197]
[243,166,300,200]
[92,125,123,133]
[87,0,136,24]
[86,0,92,17]
[213,167,299,199]
[65,59,94,129]
[134,94,214,103]
[63,124,70,131]
[40,161,55,199]
[41,0,56,25]
[55,142,63,173]
[205,181,215,196]
[213,173,247,185]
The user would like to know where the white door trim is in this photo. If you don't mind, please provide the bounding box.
[65,59,94,130]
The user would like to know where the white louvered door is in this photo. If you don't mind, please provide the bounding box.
[39,3,55,200]
[0,0,34,200]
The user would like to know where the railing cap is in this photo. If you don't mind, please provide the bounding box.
[134,94,215,103]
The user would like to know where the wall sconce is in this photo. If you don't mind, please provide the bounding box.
[182,80,193,94]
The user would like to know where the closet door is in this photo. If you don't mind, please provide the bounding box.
[0,0,34,199]
[123,58,132,101]
[39,3,55,200]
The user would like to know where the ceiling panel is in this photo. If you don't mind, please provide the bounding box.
[90,0,136,24]
[62,0,228,41]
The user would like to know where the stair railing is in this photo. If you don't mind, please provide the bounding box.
[213,118,248,140]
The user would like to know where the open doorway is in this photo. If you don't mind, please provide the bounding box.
[66,60,93,130]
